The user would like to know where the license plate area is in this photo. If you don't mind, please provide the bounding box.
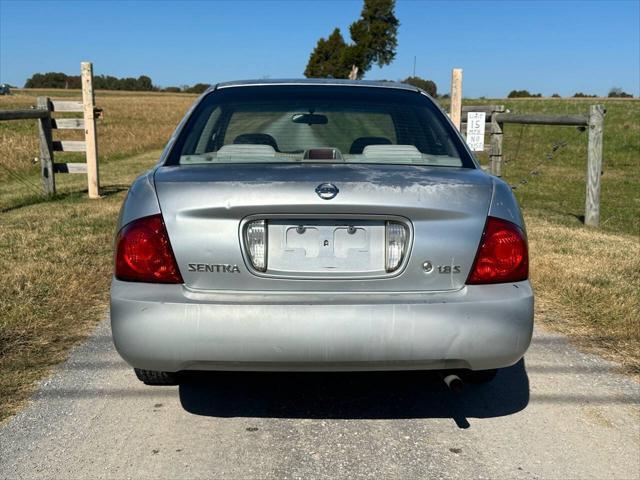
[267,219,386,277]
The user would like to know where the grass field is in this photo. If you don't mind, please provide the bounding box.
[0,90,638,421]
[0,89,196,210]
[0,151,159,421]
[470,98,639,237]
[477,98,639,373]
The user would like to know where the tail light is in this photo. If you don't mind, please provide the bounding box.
[385,221,408,272]
[115,214,183,283]
[245,220,267,272]
[467,217,528,284]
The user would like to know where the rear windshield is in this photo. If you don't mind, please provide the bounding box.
[166,85,474,168]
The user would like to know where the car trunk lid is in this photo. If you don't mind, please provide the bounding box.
[154,163,493,292]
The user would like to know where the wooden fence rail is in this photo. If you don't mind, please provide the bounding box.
[0,109,50,121]
[495,113,589,126]
[0,61,101,198]
[461,101,605,227]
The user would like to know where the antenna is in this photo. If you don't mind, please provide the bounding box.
[413,56,416,77]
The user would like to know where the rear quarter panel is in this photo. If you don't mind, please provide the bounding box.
[117,170,160,228]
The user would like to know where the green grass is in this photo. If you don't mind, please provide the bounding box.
[458,98,639,236]
[455,99,639,373]
[0,151,159,421]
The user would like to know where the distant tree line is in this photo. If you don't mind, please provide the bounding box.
[180,83,211,94]
[25,72,156,91]
[23,72,211,93]
[23,70,634,99]
[158,83,211,94]
[507,87,634,99]
[372,76,438,97]
[508,89,542,98]
[401,76,437,97]
[608,87,633,98]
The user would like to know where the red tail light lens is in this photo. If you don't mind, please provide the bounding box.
[115,214,183,283]
[467,217,528,284]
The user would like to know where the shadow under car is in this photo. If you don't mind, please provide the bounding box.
[178,359,530,427]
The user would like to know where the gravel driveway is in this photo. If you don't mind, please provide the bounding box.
[1,318,638,479]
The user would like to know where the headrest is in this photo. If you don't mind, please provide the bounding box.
[349,136,392,154]
[233,133,279,151]
[362,144,422,159]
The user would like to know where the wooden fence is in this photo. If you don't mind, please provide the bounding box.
[460,105,605,227]
[450,68,605,227]
[0,62,101,198]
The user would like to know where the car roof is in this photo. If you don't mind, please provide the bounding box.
[210,78,421,94]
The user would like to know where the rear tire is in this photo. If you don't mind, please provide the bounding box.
[463,369,498,384]
[134,368,179,385]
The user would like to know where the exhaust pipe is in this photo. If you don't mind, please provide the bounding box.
[441,373,464,393]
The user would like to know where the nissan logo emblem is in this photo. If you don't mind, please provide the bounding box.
[315,183,339,200]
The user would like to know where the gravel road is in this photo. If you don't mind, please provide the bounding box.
[1,318,638,480]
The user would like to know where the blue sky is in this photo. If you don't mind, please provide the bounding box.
[1,0,638,97]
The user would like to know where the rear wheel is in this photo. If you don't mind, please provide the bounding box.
[134,368,179,385]
[463,369,498,384]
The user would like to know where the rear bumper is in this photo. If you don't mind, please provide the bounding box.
[110,280,534,372]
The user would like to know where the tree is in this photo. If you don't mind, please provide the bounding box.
[508,89,541,98]
[184,83,210,94]
[304,28,349,78]
[135,75,154,91]
[401,76,437,97]
[24,72,157,91]
[608,87,633,98]
[348,0,400,75]
[25,72,76,89]
[304,0,399,79]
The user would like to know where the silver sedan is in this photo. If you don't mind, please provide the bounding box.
[110,79,533,386]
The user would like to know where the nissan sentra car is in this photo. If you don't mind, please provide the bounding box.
[110,79,533,386]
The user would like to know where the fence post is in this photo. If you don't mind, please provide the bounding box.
[449,68,463,131]
[36,96,55,196]
[81,61,100,199]
[585,104,604,227]
[490,105,505,176]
